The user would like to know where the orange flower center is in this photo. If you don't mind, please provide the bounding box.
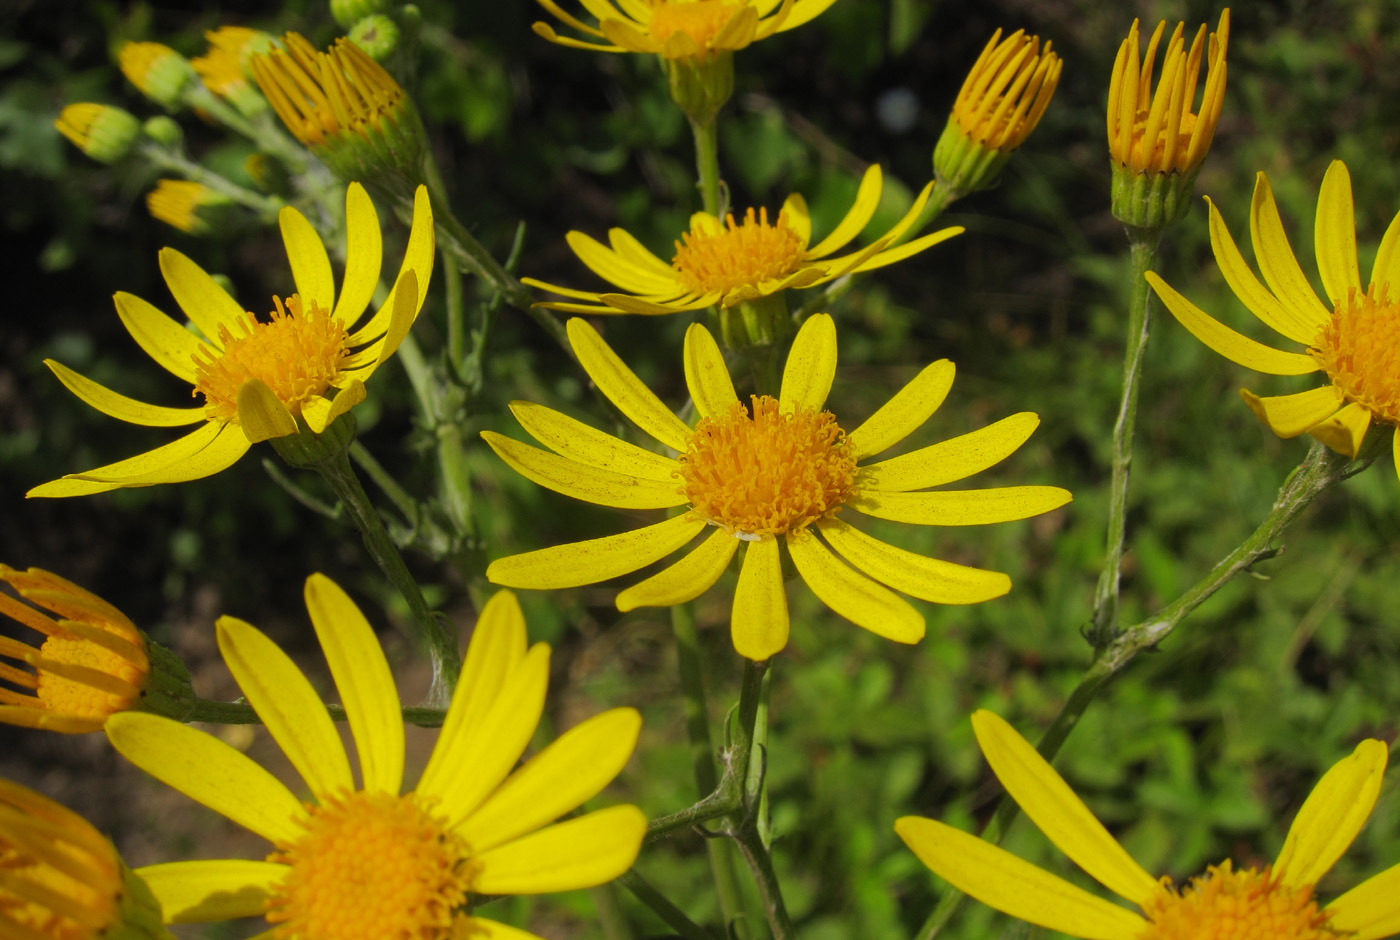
[1139,862,1347,940]
[648,0,742,50]
[35,628,147,720]
[677,395,858,538]
[266,790,473,940]
[672,207,806,296]
[1311,282,1400,425]
[192,295,348,424]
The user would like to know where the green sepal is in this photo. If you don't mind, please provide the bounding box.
[269,410,358,470]
[132,636,196,723]
[105,864,177,940]
[932,118,1011,199]
[1110,161,1202,235]
[664,52,734,126]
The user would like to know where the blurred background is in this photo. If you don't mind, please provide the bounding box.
[4,1,1400,938]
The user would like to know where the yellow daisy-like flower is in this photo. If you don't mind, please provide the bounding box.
[483,314,1070,661]
[533,0,839,62]
[898,710,1400,940]
[105,575,647,940]
[524,165,962,316]
[1,778,174,940]
[1147,160,1400,478]
[29,183,433,498]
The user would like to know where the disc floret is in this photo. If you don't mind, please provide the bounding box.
[672,208,806,296]
[1141,862,1344,940]
[1312,283,1400,426]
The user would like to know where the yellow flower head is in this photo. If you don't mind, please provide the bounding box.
[191,26,273,115]
[145,179,228,234]
[898,710,1400,940]
[0,779,174,940]
[483,314,1070,661]
[1147,161,1400,479]
[30,183,434,498]
[525,165,963,316]
[533,0,839,62]
[54,103,141,164]
[105,575,646,940]
[117,41,196,110]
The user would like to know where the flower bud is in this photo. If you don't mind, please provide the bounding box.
[54,103,141,163]
[118,41,197,109]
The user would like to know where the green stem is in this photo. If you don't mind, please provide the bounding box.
[443,244,467,371]
[138,143,284,216]
[619,871,718,940]
[394,333,476,545]
[690,114,721,216]
[1090,233,1161,646]
[189,698,448,727]
[891,179,955,249]
[732,823,794,940]
[589,883,632,940]
[349,441,418,524]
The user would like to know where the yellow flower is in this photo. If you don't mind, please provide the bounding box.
[118,41,196,110]
[0,778,174,940]
[106,575,646,940]
[898,710,1400,940]
[524,166,962,315]
[533,0,839,62]
[483,314,1070,661]
[1147,161,1400,477]
[191,26,272,115]
[29,183,433,498]
[54,103,141,163]
[145,179,226,234]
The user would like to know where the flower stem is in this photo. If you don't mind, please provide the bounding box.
[619,871,719,940]
[138,142,284,217]
[690,115,722,217]
[1090,232,1161,646]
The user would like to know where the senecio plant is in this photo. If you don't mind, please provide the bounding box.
[13,3,1400,940]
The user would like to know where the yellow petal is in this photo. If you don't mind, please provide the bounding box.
[158,247,246,339]
[486,514,706,590]
[508,401,679,482]
[45,360,204,427]
[74,421,251,487]
[606,227,674,277]
[481,432,688,509]
[112,291,202,382]
[304,573,404,795]
[853,485,1072,526]
[1249,172,1333,327]
[781,191,812,248]
[567,317,692,452]
[24,421,224,497]
[731,537,788,660]
[1308,401,1372,458]
[136,860,284,923]
[472,805,646,894]
[1314,160,1362,304]
[279,204,335,313]
[310,381,366,433]
[236,378,298,443]
[847,225,964,275]
[455,917,547,940]
[1146,272,1320,375]
[817,518,1010,604]
[1239,385,1342,439]
[351,187,434,342]
[971,711,1160,906]
[348,270,419,377]
[859,413,1040,491]
[1328,860,1400,940]
[105,712,306,844]
[779,313,837,412]
[566,230,680,294]
[216,615,354,800]
[457,708,642,854]
[1274,738,1388,889]
[787,528,923,643]
[615,528,738,611]
[894,816,1148,940]
[778,0,840,31]
[1370,205,1400,295]
[335,183,383,324]
[598,292,712,315]
[848,360,956,460]
[1206,197,1322,345]
[806,164,881,259]
[683,323,740,418]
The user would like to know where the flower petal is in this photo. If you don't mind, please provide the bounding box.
[112,291,202,383]
[508,401,680,482]
[1314,160,1362,304]
[44,360,204,428]
[895,816,1148,940]
[279,204,335,313]
[615,528,738,611]
[72,421,251,487]
[1274,738,1388,889]
[1328,860,1400,940]
[779,313,837,412]
[787,528,923,643]
[781,192,812,248]
[136,860,284,923]
[1308,400,1371,458]
[455,917,547,940]
[806,164,882,259]
[487,514,706,590]
[335,182,383,324]
[350,187,434,342]
[349,270,418,377]
[971,711,1160,906]
[304,574,404,795]
[597,292,714,315]
[859,413,1040,491]
[567,230,680,294]
[457,708,641,854]
[1146,272,1320,375]
[481,432,688,509]
[607,227,673,277]
[236,378,298,443]
[1370,205,1400,295]
[848,360,956,460]
[683,323,740,418]
[1250,171,1333,325]
[817,517,1010,604]
[731,537,788,660]
[846,225,964,275]
[1206,198,1321,345]
[216,615,354,800]
[853,486,1071,526]
[1239,385,1342,439]
[472,805,646,894]
[307,380,365,433]
[567,317,692,451]
[24,421,222,497]
[158,248,247,338]
[105,712,306,844]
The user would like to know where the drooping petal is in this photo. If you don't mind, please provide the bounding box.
[846,225,964,275]
[304,381,365,433]
[731,537,788,660]
[486,515,706,590]
[683,323,740,418]
[279,204,336,313]
[971,711,1159,906]
[853,486,1072,526]
[1249,172,1333,327]
[1239,385,1342,439]
[335,182,383,324]
[44,360,205,427]
[456,708,641,854]
[615,528,738,611]
[895,816,1148,940]
[1328,860,1400,940]
[1147,272,1320,375]
[349,270,418,379]
[508,401,679,482]
[1307,400,1371,458]
[779,313,837,412]
[1273,738,1388,889]
[848,360,956,460]
[859,413,1040,492]
[786,529,923,643]
[481,432,688,509]
[1370,206,1400,296]
[136,860,284,923]
[1314,160,1362,304]
[471,805,647,894]
[105,712,306,844]
[567,318,692,452]
[806,165,882,259]
[1205,198,1322,345]
[29,422,245,498]
[236,378,298,443]
[158,248,247,338]
[112,291,203,383]
[72,421,251,487]
[304,573,404,795]
[349,187,434,342]
[567,230,681,294]
[817,517,1010,604]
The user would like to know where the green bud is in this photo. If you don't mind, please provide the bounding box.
[331,0,392,28]
[142,115,183,148]
[350,14,401,60]
[54,104,141,163]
